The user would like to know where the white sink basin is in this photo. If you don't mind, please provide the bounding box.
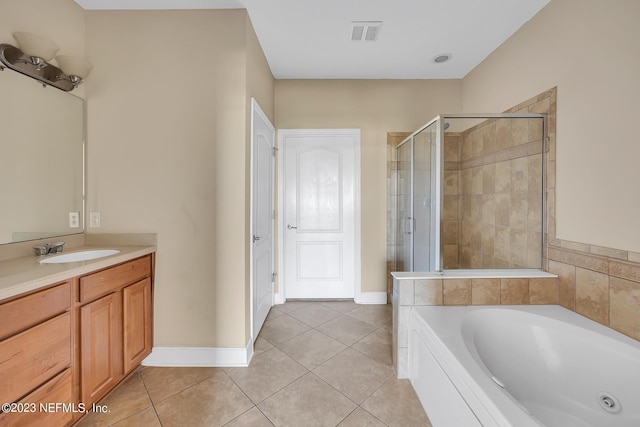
[40,249,120,264]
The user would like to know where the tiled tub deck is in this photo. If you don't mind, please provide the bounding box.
[391,269,558,377]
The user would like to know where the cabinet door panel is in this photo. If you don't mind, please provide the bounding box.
[0,312,71,403]
[123,278,152,373]
[80,292,122,405]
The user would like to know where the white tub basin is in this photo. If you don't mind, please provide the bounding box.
[40,249,120,264]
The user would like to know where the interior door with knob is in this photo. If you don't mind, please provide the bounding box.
[282,129,359,299]
[251,99,275,339]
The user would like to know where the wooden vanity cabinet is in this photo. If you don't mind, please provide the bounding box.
[0,252,153,426]
[0,282,73,427]
[78,255,153,407]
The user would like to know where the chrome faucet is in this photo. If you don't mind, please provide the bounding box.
[33,241,66,256]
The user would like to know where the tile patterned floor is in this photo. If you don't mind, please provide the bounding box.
[77,301,431,427]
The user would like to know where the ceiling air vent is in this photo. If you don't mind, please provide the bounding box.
[351,21,382,41]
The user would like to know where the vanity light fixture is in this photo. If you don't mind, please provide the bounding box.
[12,32,59,70]
[0,32,92,91]
[55,55,93,88]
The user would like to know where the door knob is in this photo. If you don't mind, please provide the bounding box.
[287,224,297,230]
[252,235,261,243]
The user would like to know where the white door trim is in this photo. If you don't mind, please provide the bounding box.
[277,129,361,303]
[250,98,275,346]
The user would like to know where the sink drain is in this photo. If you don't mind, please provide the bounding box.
[598,392,621,414]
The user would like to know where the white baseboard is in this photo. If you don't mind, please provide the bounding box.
[355,291,388,304]
[142,339,253,367]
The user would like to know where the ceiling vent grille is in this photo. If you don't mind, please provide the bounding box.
[351,21,382,41]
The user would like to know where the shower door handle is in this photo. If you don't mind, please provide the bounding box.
[404,217,415,234]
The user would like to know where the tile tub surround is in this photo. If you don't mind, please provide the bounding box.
[391,270,557,378]
[549,245,640,342]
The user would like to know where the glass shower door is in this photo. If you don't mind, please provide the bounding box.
[396,140,413,271]
[394,118,442,273]
[412,125,435,271]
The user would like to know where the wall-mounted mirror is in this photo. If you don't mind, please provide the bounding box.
[0,68,84,244]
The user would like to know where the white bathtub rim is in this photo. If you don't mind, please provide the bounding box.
[410,305,640,427]
[410,307,543,427]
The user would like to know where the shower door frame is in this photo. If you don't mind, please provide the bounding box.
[395,113,546,273]
[395,116,443,272]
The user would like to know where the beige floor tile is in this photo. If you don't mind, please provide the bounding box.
[351,329,393,366]
[361,378,431,427]
[258,373,356,427]
[317,315,377,346]
[111,407,161,427]
[313,348,394,404]
[76,373,152,427]
[338,408,387,427]
[278,329,347,369]
[287,304,342,327]
[223,407,274,426]
[266,308,285,321]
[225,347,308,403]
[321,300,360,313]
[254,336,274,355]
[258,314,311,345]
[347,305,392,330]
[140,366,220,404]
[274,301,312,313]
[154,370,253,427]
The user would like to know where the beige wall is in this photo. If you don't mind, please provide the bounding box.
[85,9,274,348]
[275,80,462,293]
[462,0,640,253]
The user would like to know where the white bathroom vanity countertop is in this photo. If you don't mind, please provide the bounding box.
[392,269,557,280]
[0,244,156,301]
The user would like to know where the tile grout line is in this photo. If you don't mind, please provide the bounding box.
[134,369,164,427]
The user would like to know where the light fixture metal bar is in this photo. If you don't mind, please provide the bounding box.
[0,43,74,91]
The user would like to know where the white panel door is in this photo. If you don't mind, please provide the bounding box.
[251,99,275,339]
[283,130,359,299]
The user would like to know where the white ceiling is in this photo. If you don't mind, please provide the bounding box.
[75,0,550,79]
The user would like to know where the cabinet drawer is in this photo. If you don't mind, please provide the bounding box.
[0,369,73,427]
[0,282,71,341]
[80,255,151,303]
[0,312,71,404]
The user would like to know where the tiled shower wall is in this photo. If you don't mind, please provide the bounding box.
[388,87,640,343]
[449,115,545,269]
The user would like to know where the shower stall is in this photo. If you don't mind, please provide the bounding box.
[394,114,546,272]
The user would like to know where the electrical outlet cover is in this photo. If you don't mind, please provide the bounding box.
[69,211,80,228]
[89,211,101,228]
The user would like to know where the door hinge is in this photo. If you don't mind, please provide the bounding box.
[271,272,277,283]
[272,147,278,157]
[273,210,276,220]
